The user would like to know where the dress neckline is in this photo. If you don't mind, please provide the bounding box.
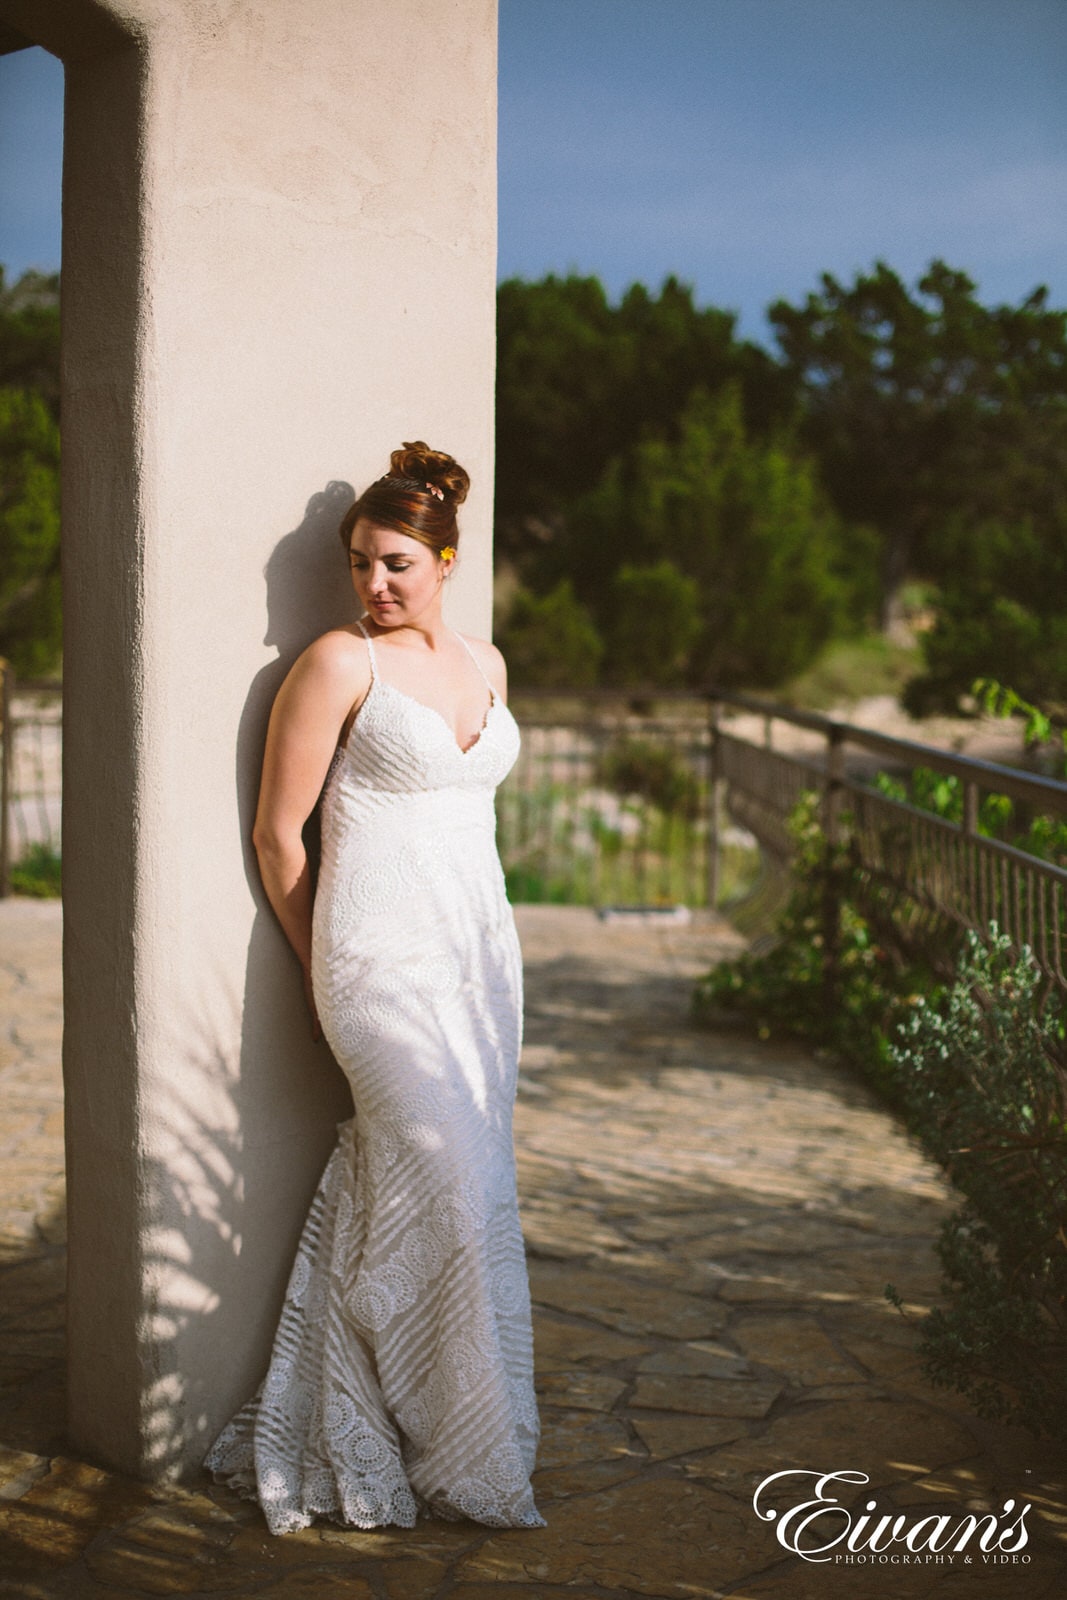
[355,620,498,757]
[373,676,498,757]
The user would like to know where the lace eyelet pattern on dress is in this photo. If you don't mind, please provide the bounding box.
[204,625,543,1533]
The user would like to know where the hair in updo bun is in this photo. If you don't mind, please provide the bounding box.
[389,442,469,504]
[339,440,470,556]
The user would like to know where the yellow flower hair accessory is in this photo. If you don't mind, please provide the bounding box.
[440,545,456,563]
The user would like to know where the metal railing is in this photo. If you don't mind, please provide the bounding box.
[0,678,723,908]
[0,666,62,896]
[498,691,717,908]
[5,669,1065,993]
[709,690,1067,994]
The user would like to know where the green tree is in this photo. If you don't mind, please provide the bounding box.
[497,579,603,689]
[565,387,858,688]
[0,268,62,675]
[905,515,1067,711]
[494,273,789,566]
[768,260,1067,632]
[495,275,618,533]
[0,267,61,419]
[0,386,62,675]
[604,561,702,687]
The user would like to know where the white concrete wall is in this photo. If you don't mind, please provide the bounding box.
[0,0,497,1476]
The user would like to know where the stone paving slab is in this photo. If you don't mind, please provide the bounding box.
[1,898,1066,1598]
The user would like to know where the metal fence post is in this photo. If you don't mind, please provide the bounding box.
[0,662,12,898]
[673,687,1067,999]
[823,722,845,844]
[821,722,847,1010]
[707,697,721,911]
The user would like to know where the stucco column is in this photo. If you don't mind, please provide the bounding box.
[0,0,497,1477]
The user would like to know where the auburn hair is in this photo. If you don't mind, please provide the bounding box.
[339,441,469,555]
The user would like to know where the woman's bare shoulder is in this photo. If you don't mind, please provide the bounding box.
[282,627,372,703]
[462,633,508,697]
[298,625,369,671]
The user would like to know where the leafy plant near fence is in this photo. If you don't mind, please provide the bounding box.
[596,737,704,819]
[697,795,1067,1435]
[973,678,1067,766]
[870,677,1067,867]
[872,766,1011,836]
[873,764,1067,868]
[886,931,1067,1438]
[693,791,934,1089]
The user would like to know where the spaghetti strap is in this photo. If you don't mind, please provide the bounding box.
[452,630,496,698]
[355,619,378,681]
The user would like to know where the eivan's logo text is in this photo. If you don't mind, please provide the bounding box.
[752,1470,1031,1566]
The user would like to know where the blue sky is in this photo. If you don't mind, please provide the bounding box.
[0,43,62,284]
[2,1,1065,342]
[499,0,1067,338]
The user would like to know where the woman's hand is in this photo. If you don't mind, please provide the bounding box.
[302,964,322,1042]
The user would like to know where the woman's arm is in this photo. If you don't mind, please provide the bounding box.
[252,631,369,1034]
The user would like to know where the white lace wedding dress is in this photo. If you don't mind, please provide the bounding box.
[205,624,542,1533]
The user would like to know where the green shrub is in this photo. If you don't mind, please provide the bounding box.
[693,792,930,1085]
[905,560,1067,714]
[697,793,1067,1436]
[503,865,572,904]
[604,561,702,687]
[10,842,61,897]
[596,737,703,819]
[497,579,603,688]
[887,930,1067,1438]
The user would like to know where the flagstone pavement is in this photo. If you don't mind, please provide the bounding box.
[1,897,1065,1599]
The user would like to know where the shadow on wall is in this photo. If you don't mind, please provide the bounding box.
[239,478,360,890]
[134,482,362,1474]
[230,479,361,1426]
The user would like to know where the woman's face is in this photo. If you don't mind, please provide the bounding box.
[348,519,445,627]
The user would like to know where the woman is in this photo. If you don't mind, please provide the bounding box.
[205,442,543,1533]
